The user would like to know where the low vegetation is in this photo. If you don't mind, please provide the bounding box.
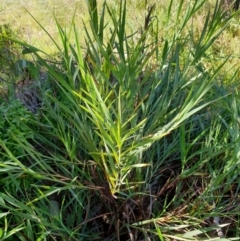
[0,0,240,240]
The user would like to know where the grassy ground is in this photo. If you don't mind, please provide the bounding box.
[1,0,239,78]
[0,0,147,53]
[0,0,87,53]
[0,0,240,240]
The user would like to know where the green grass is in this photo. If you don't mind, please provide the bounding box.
[0,0,240,240]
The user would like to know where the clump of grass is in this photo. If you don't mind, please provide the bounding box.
[1,0,240,240]
[0,23,23,101]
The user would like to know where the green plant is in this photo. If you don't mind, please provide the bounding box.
[1,0,240,240]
